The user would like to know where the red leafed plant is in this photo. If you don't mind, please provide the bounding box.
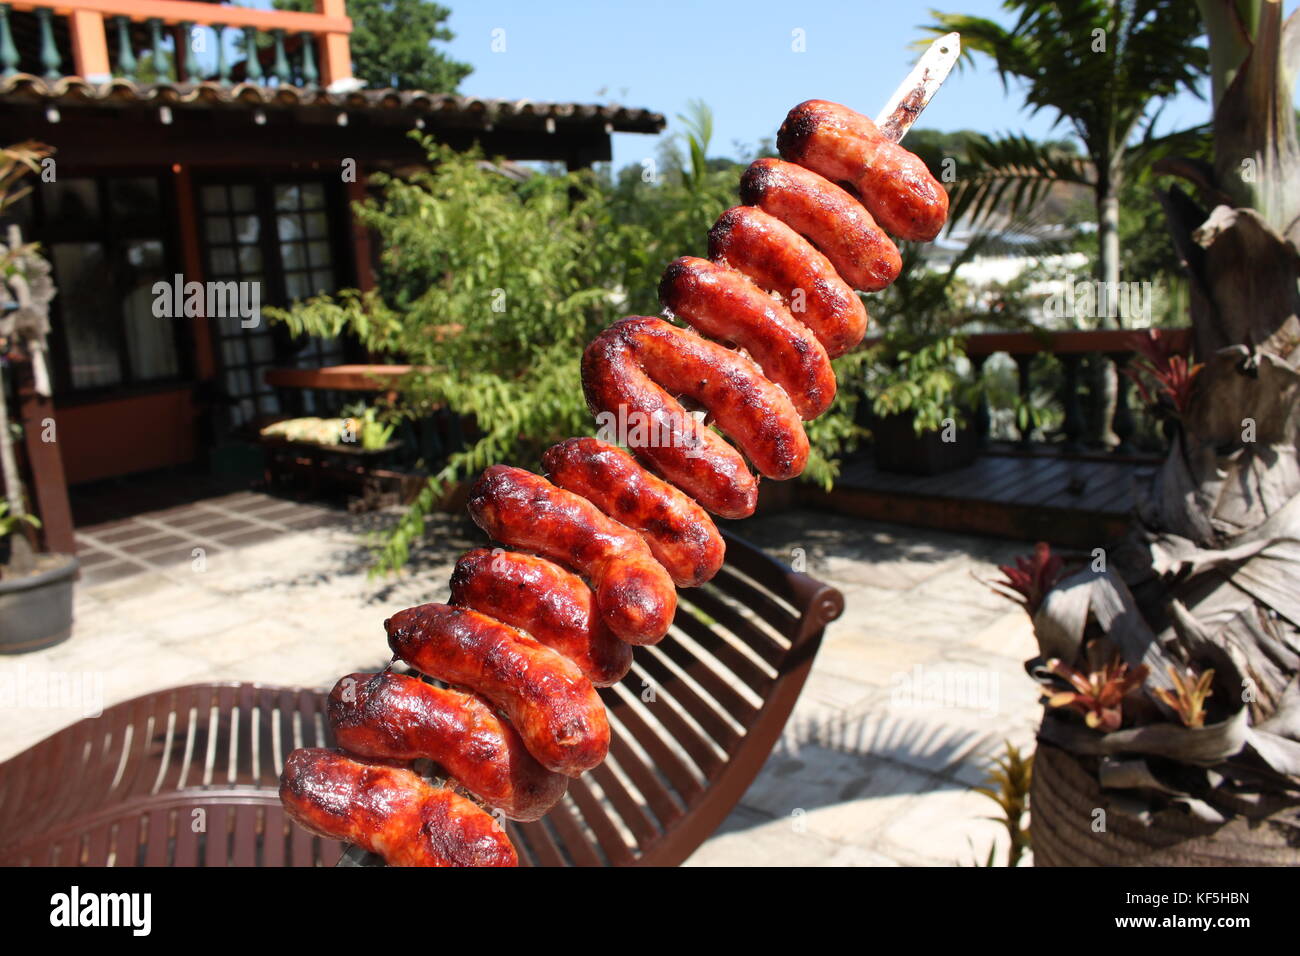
[1039,641,1150,733]
[991,542,1064,615]
[1125,329,1202,416]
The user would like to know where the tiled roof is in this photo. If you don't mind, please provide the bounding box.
[0,74,667,135]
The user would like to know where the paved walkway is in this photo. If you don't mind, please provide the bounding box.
[1,494,1042,866]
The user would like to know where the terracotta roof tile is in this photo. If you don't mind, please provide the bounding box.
[0,74,666,134]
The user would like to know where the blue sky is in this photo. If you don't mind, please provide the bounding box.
[425,0,1297,171]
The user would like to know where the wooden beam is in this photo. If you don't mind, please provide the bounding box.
[265,364,414,391]
[857,327,1193,358]
[17,375,76,555]
[318,31,351,86]
[315,0,351,86]
[67,9,110,81]
[12,0,351,34]
[345,174,374,293]
[171,163,214,379]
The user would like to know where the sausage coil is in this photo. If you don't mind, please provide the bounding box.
[280,97,948,865]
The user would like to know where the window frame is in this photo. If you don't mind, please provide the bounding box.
[26,169,194,405]
[192,171,357,429]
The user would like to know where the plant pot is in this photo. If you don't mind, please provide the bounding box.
[1031,741,1300,866]
[871,411,977,476]
[0,553,79,654]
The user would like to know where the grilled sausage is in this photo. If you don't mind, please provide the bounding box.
[279,748,518,867]
[386,601,610,775]
[450,547,633,686]
[327,671,568,821]
[659,255,836,419]
[582,316,809,517]
[283,90,954,863]
[739,157,901,293]
[777,99,948,242]
[708,205,868,359]
[543,436,726,587]
[467,464,677,645]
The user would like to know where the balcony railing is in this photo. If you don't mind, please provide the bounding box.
[0,0,351,88]
[862,327,1192,457]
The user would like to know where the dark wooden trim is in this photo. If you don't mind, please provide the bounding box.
[344,174,374,293]
[857,327,1193,358]
[0,103,616,168]
[172,163,214,380]
[264,364,410,391]
[801,482,1129,550]
[16,369,76,555]
[26,166,193,398]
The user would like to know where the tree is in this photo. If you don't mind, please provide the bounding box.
[924,1,1209,444]
[1012,0,1300,864]
[275,0,472,91]
[925,1,1207,298]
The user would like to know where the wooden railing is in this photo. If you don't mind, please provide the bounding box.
[0,0,351,87]
[862,327,1192,456]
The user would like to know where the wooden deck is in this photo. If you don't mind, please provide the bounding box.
[801,450,1159,548]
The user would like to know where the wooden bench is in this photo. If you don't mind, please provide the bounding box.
[0,531,843,866]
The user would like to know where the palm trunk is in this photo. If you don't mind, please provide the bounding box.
[1086,173,1123,445]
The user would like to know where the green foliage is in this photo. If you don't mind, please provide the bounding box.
[857,241,983,434]
[0,499,40,540]
[340,401,398,451]
[867,334,974,434]
[969,740,1033,866]
[603,101,743,315]
[925,1,1207,163]
[274,0,472,91]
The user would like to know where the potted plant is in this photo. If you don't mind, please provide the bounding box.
[0,142,77,654]
[859,241,983,475]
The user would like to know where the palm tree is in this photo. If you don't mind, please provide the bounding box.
[1018,0,1300,865]
[923,1,1209,444]
[925,1,1208,298]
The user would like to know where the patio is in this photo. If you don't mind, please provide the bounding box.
[2,490,1041,866]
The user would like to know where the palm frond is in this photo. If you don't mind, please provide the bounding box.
[948,132,1092,229]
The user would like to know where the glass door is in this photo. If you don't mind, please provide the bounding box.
[197,176,351,430]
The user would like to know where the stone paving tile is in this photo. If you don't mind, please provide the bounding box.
[2,498,1044,867]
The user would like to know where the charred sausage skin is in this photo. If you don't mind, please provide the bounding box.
[777,99,948,242]
[739,158,902,293]
[708,205,869,359]
[281,97,950,865]
[327,671,568,821]
[279,748,518,867]
[386,601,610,776]
[659,256,836,420]
[582,316,809,517]
[543,436,726,589]
[467,464,677,645]
[450,546,634,686]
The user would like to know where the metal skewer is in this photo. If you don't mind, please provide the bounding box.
[874,31,961,144]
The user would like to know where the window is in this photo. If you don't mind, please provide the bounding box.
[197,177,348,428]
[18,175,186,394]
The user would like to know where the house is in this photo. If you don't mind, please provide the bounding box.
[0,0,664,553]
